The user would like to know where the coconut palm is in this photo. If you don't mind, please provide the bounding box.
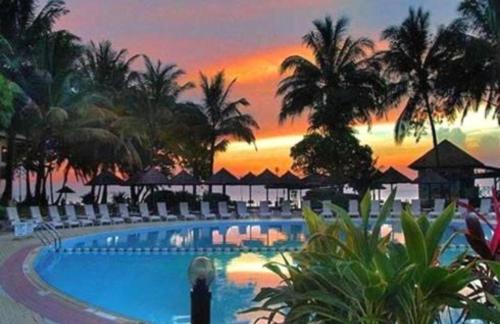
[118,55,194,173]
[0,0,69,202]
[449,0,499,123]
[198,70,259,175]
[78,40,139,99]
[277,16,387,135]
[379,7,466,166]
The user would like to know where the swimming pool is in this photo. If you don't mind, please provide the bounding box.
[33,219,471,324]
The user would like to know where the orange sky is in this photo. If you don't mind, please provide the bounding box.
[54,0,499,181]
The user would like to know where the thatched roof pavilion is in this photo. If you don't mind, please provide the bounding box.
[85,170,124,186]
[206,168,239,195]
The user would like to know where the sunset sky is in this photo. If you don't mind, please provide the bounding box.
[57,0,499,178]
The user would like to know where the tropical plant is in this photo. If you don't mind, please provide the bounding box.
[277,16,387,135]
[243,191,473,323]
[378,7,466,165]
[198,70,259,175]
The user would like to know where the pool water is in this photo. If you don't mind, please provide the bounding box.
[34,220,473,324]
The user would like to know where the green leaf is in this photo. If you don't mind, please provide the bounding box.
[371,189,396,246]
[359,191,370,230]
[425,202,455,263]
[401,209,428,268]
[485,261,500,278]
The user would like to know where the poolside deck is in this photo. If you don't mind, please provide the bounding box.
[0,222,166,324]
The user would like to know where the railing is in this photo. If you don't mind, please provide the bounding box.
[34,222,61,250]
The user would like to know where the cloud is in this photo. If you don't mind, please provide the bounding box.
[437,128,467,148]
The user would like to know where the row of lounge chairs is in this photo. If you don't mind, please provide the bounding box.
[312,198,495,219]
[7,197,496,231]
[6,201,294,229]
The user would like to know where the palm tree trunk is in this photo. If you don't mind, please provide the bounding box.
[424,95,440,167]
[25,167,32,202]
[209,140,216,176]
[1,128,16,203]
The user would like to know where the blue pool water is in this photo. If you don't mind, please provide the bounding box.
[34,220,475,324]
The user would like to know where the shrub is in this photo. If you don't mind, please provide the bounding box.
[243,191,473,323]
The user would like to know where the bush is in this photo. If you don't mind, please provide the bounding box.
[243,191,476,323]
[302,188,356,209]
[201,192,230,209]
[145,190,198,212]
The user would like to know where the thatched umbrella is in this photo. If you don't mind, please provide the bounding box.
[374,167,412,189]
[56,185,75,202]
[126,168,170,203]
[240,172,257,204]
[170,170,200,194]
[254,169,280,201]
[275,170,303,200]
[206,168,239,196]
[85,170,125,203]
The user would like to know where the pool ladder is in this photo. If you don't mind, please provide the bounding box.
[34,222,62,250]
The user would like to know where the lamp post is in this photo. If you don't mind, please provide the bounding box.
[188,256,215,324]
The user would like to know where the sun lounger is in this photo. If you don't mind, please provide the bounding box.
[118,203,142,223]
[391,200,403,218]
[348,200,359,217]
[236,201,250,219]
[29,206,46,224]
[200,202,216,220]
[411,199,421,215]
[455,199,468,217]
[6,207,21,227]
[218,201,232,219]
[301,200,311,212]
[321,200,333,218]
[179,202,196,221]
[48,206,74,228]
[280,201,292,218]
[429,199,445,218]
[139,203,161,222]
[259,201,273,218]
[84,204,109,225]
[7,207,35,237]
[473,198,495,219]
[157,202,177,221]
[98,204,124,224]
[64,205,93,226]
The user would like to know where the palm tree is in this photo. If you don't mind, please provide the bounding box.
[198,70,259,175]
[379,7,466,166]
[0,0,69,202]
[450,0,499,123]
[78,40,139,99]
[120,55,194,173]
[277,16,387,135]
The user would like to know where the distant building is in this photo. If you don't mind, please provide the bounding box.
[409,140,499,206]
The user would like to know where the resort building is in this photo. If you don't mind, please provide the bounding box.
[410,140,499,206]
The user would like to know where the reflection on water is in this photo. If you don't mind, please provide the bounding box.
[66,222,307,250]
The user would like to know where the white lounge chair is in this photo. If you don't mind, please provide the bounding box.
[98,204,124,224]
[321,200,333,218]
[280,201,293,218]
[236,201,250,219]
[118,203,142,223]
[391,200,403,218]
[370,200,381,217]
[84,204,109,225]
[64,205,93,227]
[218,201,232,219]
[157,202,177,221]
[200,202,216,220]
[50,205,80,227]
[179,202,196,221]
[6,207,21,227]
[473,198,495,219]
[259,201,273,218]
[411,199,421,215]
[29,206,45,224]
[429,199,445,218]
[139,203,161,222]
[348,200,359,217]
[455,199,469,217]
